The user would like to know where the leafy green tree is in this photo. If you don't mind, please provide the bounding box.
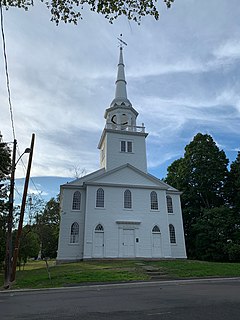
[0,139,11,211]
[226,152,240,210]
[181,133,229,209]
[0,137,11,269]
[35,196,60,259]
[12,225,40,268]
[193,206,240,262]
[1,0,174,25]
[165,133,229,258]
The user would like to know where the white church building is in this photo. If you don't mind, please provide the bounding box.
[56,47,187,262]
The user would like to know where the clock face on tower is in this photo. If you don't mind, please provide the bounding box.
[111,114,128,125]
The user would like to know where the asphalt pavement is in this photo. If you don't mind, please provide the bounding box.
[1,278,240,319]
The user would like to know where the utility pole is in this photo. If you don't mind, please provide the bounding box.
[4,139,17,289]
[11,133,35,283]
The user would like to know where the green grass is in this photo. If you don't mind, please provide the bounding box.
[1,260,149,290]
[1,259,240,290]
[145,260,240,278]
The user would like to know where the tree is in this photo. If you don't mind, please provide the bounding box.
[0,137,11,269]
[12,225,40,268]
[1,0,174,25]
[193,206,240,262]
[165,133,229,258]
[181,133,229,209]
[0,138,11,211]
[226,152,240,211]
[71,165,87,179]
[34,196,60,259]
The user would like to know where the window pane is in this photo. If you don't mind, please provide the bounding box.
[150,191,158,210]
[152,225,160,233]
[121,141,126,152]
[70,222,79,243]
[95,224,104,231]
[169,224,176,243]
[127,141,132,153]
[166,195,173,213]
[96,188,104,207]
[72,191,81,210]
[124,189,132,209]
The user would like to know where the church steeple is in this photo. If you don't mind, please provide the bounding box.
[99,44,148,173]
[110,47,132,108]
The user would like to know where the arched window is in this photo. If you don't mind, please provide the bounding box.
[124,189,132,209]
[96,188,104,208]
[150,191,158,210]
[169,224,176,244]
[70,222,79,243]
[95,224,104,232]
[152,225,160,233]
[72,191,81,210]
[166,195,173,213]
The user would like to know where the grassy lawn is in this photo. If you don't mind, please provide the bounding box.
[1,259,240,290]
[145,260,240,278]
[1,260,149,290]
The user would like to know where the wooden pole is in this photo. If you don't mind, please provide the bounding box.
[4,139,17,289]
[11,133,35,283]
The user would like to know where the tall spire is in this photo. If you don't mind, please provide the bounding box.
[110,46,131,107]
[115,47,127,99]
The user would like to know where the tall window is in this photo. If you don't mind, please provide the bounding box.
[127,141,132,152]
[166,195,173,213]
[169,224,176,244]
[72,191,81,210]
[121,141,126,152]
[150,191,158,210]
[124,189,132,209]
[120,140,132,153]
[70,222,79,243]
[96,188,104,208]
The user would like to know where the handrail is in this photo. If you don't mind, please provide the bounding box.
[105,123,145,133]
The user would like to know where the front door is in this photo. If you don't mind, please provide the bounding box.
[152,233,162,257]
[93,232,104,257]
[123,229,135,257]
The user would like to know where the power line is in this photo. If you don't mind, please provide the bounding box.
[0,2,16,140]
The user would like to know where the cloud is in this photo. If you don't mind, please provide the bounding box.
[1,0,240,188]
[214,40,240,61]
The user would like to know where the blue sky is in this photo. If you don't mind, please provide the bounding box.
[1,0,240,202]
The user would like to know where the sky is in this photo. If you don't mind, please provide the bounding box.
[1,0,240,202]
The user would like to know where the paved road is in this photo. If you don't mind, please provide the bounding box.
[1,278,240,319]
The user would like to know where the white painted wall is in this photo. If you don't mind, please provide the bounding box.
[57,188,86,262]
[103,131,148,172]
[82,185,186,259]
[57,181,187,262]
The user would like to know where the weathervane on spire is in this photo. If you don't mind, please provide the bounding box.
[117,34,127,49]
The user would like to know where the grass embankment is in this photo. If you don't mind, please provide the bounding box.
[1,259,240,290]
[144,260,240,278]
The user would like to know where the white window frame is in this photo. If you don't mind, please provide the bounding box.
[96,188,104,208]
[169,224,176,244]
[70,222,79,244]
[150,191,158,210]
[120,140,133,153]
[166,195,173,213]
[124,189,132,209]
[72,191,81,211]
